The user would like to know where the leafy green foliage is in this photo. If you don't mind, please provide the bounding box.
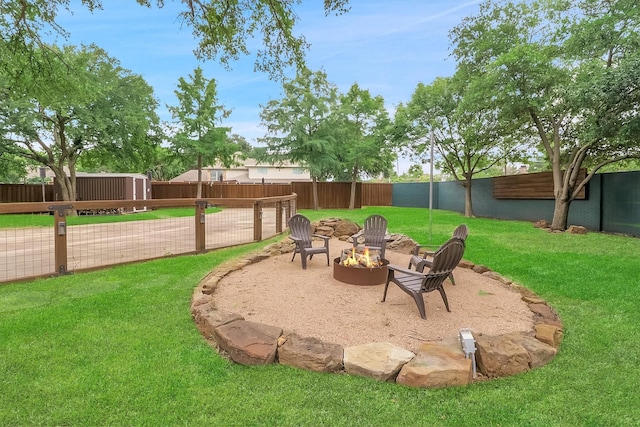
[145,146,189,181]
[449,0,640,229]
[168,66,236,197]
[259,68,340,209]
[398,75,528,216]
[334,83,393,209]
[228,133,253,154]
[0,43,160,200]
[0,1,351,81]
[178,0,350,79]
[0,153,28,183]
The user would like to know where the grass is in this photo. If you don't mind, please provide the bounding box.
[1,206,640,426]
[0,207,220,228]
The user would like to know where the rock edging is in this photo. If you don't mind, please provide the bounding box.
[191,218,563,388]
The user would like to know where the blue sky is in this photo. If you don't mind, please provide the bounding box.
[53,0,482,173]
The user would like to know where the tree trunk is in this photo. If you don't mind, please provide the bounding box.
[312,176,319,211]
[550,165,580,230]
[550,149,587,230]
[349,167,358,210]
[196,154,203,199]
[50,118,77,203]
[50,166,77,215]
[551,196,570,230]
[49,162,75,203]
[57,173,74,201]
[464,176,475,217]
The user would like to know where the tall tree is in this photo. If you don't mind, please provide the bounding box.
[451,0,640,229]
[0,1,350,81]
[0,43,160,201]
[334,83,393,210]
[398,75,527,217]
[259,68,340,210]
[168,67,235,198]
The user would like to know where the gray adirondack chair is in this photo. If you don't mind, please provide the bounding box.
[288,214,330,270]
[408,224,468,285]
[351,214,390,259]
[383,237,465,319]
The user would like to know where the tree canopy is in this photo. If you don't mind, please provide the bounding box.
[168,66,235,198]
[449,0,640,229]
[0,0,351,80]
[396,69,528,217]
[259,68,339,209]
[0,43,160,201]
[334,83,393,209]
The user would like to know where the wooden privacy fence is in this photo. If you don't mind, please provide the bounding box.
[151,182,293,199]
[0,195,296,284]
[0,181,393,207]
[0,183,53,203]
[151,181,393,208]
[360,182,393,207]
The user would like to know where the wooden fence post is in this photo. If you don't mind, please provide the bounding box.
[195,200,207,253]
[275,201,283,233]
[254,201,263,241]
[49,204,72,275]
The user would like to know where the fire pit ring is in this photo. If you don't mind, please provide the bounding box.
[333,257,389,286]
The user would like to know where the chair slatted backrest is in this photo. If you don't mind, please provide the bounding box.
[421,237,465,293]
[363,214,388,247]
[453,224,469,241]
[288,214,313,248]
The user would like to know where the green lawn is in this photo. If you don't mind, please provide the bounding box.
[1,206,639,426]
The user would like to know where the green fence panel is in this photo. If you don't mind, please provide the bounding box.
[601,171,640,236]
[392,183,435,208]
[375,173,639,237]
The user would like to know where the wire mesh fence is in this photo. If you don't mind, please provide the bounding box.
[0,196,296,284]
[0,226,55,282]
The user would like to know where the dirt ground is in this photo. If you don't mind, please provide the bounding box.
[213,239,535,353]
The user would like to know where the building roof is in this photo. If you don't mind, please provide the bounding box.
[26,167,148,181]
[171,158,311,184]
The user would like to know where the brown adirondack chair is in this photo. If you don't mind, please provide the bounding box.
[351,214,390,259]
[288,214,330,270]
[408,224,468,285]
[382,237,465,319]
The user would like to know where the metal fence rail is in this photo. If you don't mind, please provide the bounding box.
[0,196,296,284]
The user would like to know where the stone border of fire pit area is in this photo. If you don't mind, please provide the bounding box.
[190,218,564,388]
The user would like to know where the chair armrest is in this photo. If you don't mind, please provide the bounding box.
[387,263,425,278]
[351,230,363,246]
[412,244,437,257]
[312,234,330,248]
[289,236,303,243]
[414,258,433,273]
